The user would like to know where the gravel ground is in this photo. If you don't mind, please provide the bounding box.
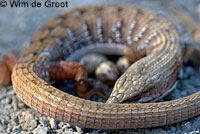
[0,0,200,133]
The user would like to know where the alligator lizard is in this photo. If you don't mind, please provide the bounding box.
[2,5,200,129]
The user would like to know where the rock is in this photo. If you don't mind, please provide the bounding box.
[13,116,19,125]
[1,119,9,130]
[181,122,192,130]
[5,104,12,109]
[0,94,6,100]
[33,125,51,134]
[18,102,25,109]
[75,126,83,134]
[6,127,12,133]
[170,126,176,132]
[7,89,15,96]
[49,118,57,130]
[12,125,22,133]
[39,119,49,127]
[1,98,12,105]
[193,117,200,128]
[29,120,38,130]
[21,131,32,134]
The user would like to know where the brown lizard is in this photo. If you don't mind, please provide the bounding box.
[0,5,200,129]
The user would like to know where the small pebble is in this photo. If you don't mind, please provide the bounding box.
[150,129,167,134]
[170,126,176,132]
[13,116,19,125]
[61,124,71,130]
[66,123,72,128]
[184,66,195,77]
[49,117,57,130]
[7,89,15,95]
[21,131,32,134]
[6,98,12,104]
[1,119,9,130]
[12,97,18,110]
[13,125,22,133]
[193,117,200,128]
[22,111,32,121]
[181,91,187,96]
[1,98,12,105]
[75,126,83,133]
[6,127,12,133]
[181,122,192,130]
[29,120,38,130]
[0,94,6,100]
[39,119,49,127]
[18,102,25,108]
[33,125,50,134]
[5,104,12,109]
[68,128,74,132]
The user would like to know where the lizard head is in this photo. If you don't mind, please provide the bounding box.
[106,59,166,104]
[106,62,145,104]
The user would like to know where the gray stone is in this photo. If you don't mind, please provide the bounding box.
[75,126,83,134]
[39,119,49,127]
[29,120,38,130]
[13,125,22,133]
[6,127,12,133]
[181,122,192,130]
[1,98,12,105]
[1,119,9,130]
[193,117,200,128]
[13,116,19,125]
[21,131,33,134]
[7,90,15,95]
[0,94,6,100]
[170,126,177,132]
[33,125,50,134]
[150,129,168,134]
[18,102,25,108]
[5,104,12,109]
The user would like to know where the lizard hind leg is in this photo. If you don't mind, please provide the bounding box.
[0,53,18,86]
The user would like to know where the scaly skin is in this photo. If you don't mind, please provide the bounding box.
[9,5,200,129]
